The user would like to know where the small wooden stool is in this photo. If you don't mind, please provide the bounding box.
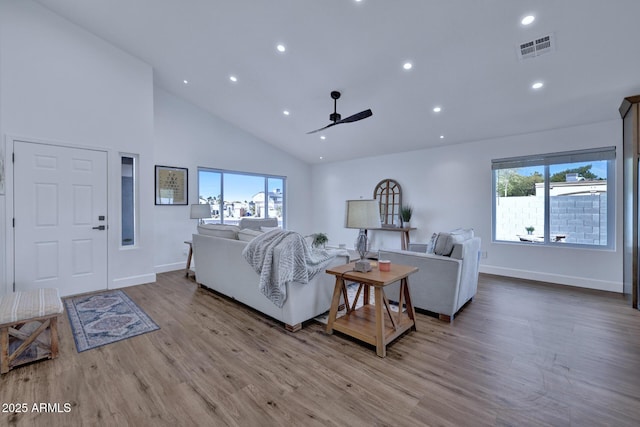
[0,288,64,374]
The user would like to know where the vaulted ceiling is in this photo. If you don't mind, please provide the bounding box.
[35,0,640,164]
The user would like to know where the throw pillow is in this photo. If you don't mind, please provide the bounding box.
[238,228,263,242]
[197,224,240,239]
[433,228,475,256]
[433,232,452,256]
[426,232,438,254]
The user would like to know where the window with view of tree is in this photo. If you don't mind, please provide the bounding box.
[492,147,615,248]
[198,168,286,227]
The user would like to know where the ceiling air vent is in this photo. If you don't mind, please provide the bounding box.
[517,33,555,60]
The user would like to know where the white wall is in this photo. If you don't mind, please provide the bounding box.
[312,119,623,292]
[0,0,625,296]
[0,0,156,295]
[152,88,314,272]
[0,0,317,295]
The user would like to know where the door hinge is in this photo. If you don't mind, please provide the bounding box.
[12,152,15,163]
[12,218,15,228]
[13,282,15,292]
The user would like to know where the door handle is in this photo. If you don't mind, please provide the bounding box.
[92,225,106,231]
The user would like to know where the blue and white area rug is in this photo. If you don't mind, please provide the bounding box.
[64,290,159,352]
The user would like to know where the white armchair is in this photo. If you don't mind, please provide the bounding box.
[379,236,481,322]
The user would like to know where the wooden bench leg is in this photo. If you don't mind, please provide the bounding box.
[1,315,60,374]
[50,317,59,359]
[1,326,9,374]
[9,320,50,367]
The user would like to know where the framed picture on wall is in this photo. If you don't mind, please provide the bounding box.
[155,165,188,205]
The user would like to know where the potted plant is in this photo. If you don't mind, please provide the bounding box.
[400,205,413,228]
[525,226,535,235]
[311,233,328,248]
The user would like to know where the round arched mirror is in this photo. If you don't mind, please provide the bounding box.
[373,179,402,227]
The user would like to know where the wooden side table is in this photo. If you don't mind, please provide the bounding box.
[184,240,194,279]
[325,262,418,357]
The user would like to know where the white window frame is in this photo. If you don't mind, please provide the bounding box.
[197,167,286,228]
[492,147,615,249]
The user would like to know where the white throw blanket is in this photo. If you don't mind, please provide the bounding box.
[242,230,336,308]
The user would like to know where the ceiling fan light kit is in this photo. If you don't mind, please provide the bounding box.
[307,91,373,134]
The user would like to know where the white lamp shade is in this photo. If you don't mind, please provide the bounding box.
[190,204,211,219]
[345,199,381,229]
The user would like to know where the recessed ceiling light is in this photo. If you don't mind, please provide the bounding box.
[403,62,413,70]
[283,110,290,116]
[319,156,324,160]
[440,135,444,139]
[277,44,286,53]
[229,75,238,82]
[183,79,188,84]
[532,81,544,89]
[521,15,535,26]
[320,135,326,140]
[433,106,442,113]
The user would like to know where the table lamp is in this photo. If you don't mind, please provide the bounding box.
[190,203,211,225]
[345,199,381,272]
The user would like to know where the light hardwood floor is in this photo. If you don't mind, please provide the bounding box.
[1,271,640,426]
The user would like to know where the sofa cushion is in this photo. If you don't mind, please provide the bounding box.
[198,224,240,239]
[238,217,278,231]
[432,228,475,256]
[408,243,429,253]
[450,228,474,240]
[238,228,263,242]
[261,226,281,233]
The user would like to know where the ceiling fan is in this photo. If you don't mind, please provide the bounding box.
[307,91,372,134]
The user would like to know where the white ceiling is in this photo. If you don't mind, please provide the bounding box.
[35,0,640,164]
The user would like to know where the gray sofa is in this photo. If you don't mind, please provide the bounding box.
[379,234,481,322]
[192,218,349,331]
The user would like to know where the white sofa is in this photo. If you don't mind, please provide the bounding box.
[192,221,348,332]
[379,235,481,322]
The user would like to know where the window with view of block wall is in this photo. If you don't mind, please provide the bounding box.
[492,147,615,248]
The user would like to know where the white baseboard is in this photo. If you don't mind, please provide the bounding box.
[479,265,622,293]
[154,262,186,274]
[110,273,156,289]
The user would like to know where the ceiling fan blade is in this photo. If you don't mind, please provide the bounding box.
[306,90,372,134]
[306,122,338,134]
[336,109,372,124]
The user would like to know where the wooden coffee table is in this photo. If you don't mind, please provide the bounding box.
[325,262,418,357]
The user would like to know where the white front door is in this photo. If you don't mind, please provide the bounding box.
[14,141,108,296]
